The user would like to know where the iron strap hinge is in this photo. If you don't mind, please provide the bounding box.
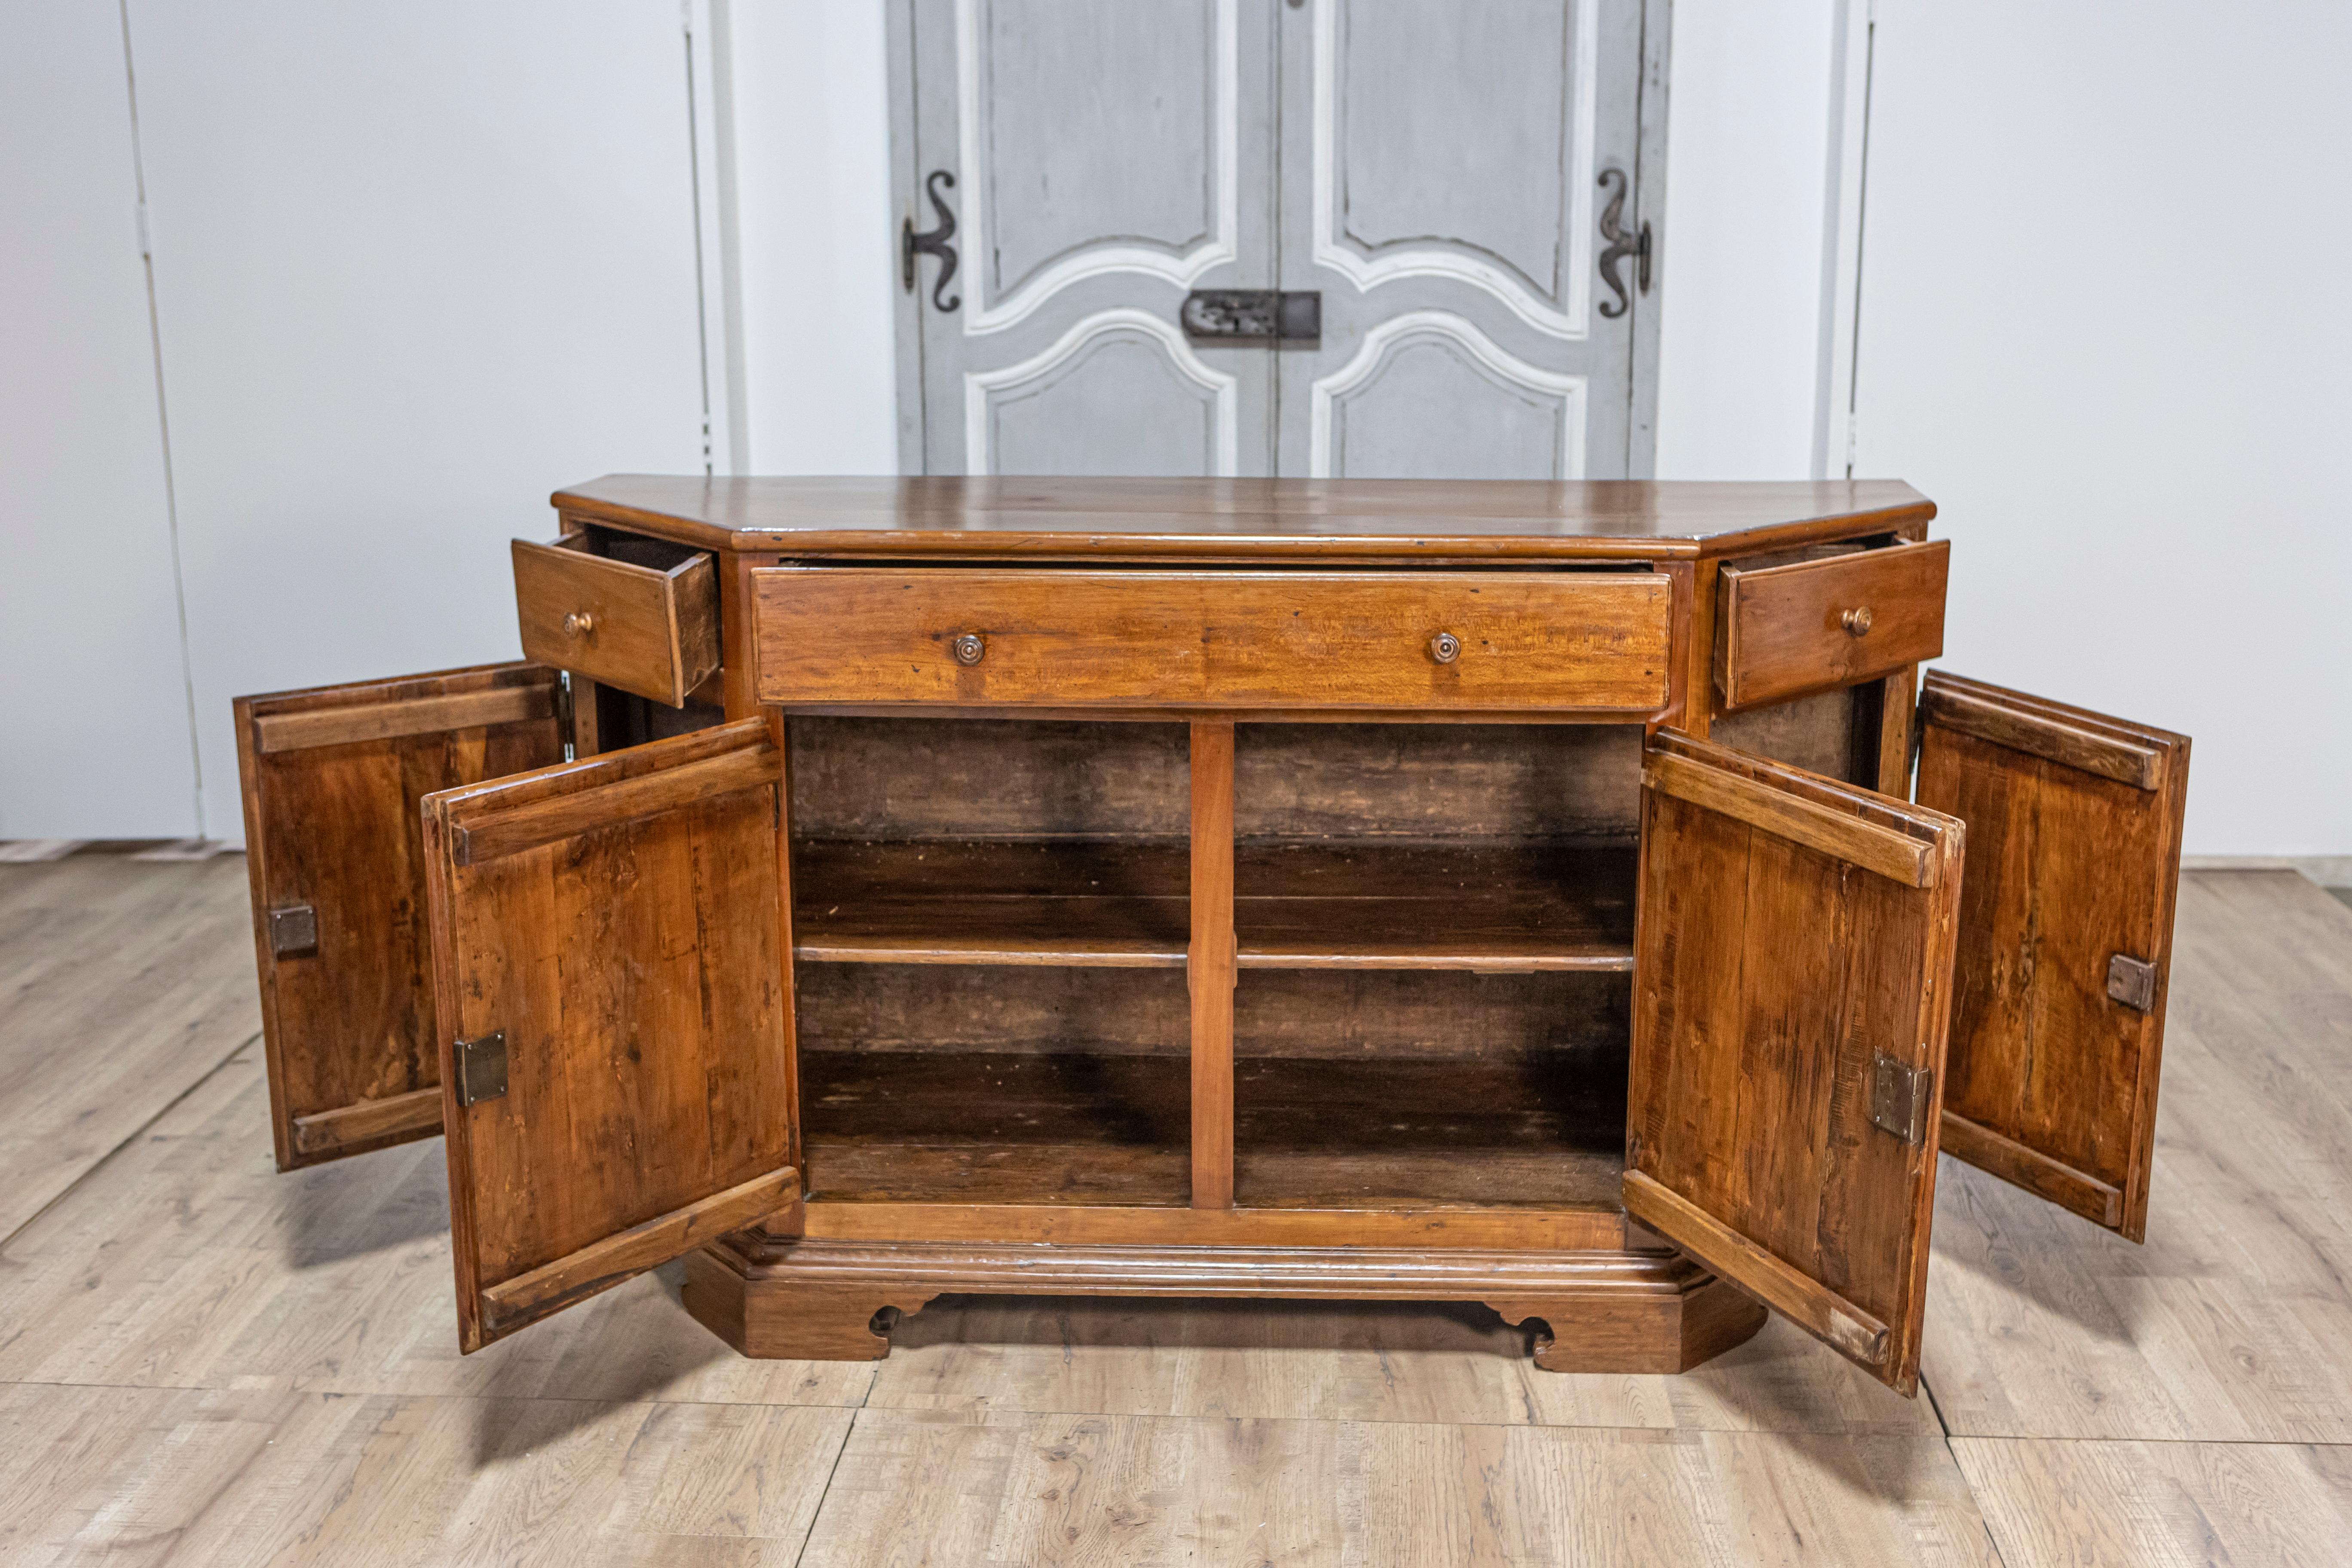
[901,170,960,313]
[1869,1051,1932,1146]
[2107,953,2159,1012]
[553,671,575,755]
[454,1030,509,1108]
[1596,167,1652,319]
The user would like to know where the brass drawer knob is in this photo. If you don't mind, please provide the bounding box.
[1428,631,1461,665]
[951,633,986,666]
[563,611,595,638]
[1840,607,1873,637]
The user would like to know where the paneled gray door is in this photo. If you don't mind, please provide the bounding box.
[890,0,1663,479]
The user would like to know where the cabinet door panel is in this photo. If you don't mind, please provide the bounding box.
[1914,671,2190,1240]
[234,662,564,1170]
[423,719,797,1352]
[1625,732,1964,1394]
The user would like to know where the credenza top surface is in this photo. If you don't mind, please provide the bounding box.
[552,475,1934,561]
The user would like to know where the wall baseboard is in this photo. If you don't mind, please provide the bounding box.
[2183,854,2352,888]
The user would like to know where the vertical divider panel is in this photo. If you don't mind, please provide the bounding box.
[1874,666,1919,795]
[1665,559,1708,740]
[769,709,804,1229]
[1189,720,1238,1209]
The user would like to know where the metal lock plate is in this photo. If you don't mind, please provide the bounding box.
[1869,1051,1932,1146]
[2107,953,2158,1012]
[266,903,318,958]
[454,1029,509,1107]
[1180,289,1321,341]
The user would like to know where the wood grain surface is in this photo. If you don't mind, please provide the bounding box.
[753,567,1673,711]
[785,838,1638,971]
[0,856,257,1240]
[234,662,563,1171]
[555,472,1937,560]
[1715,539,1949,710]
[1917,670,2190,1240]
[422,720,797,1351]
[249,682,553,754]
[6,862,2349,1563]
[511,531,719,706]
[784,715,1644,842]
[1627,730,1964,1394]
[794,1048,1628,1211]
[1189,721,1237,1209]
[1922,870,2352,1446]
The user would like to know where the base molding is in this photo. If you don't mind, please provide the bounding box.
[682,1237,1766,1373]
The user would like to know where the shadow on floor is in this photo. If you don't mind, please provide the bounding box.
[890,1292,1535,1358]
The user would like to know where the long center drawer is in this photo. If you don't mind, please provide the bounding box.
[752,567,1673,712]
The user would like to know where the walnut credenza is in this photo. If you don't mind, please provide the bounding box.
[234,477,2188,1394]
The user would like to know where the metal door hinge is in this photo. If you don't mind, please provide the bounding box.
[1181,290,1320,341]
[554,671,576,760]
[2107,954,2159,1012]
[1870,1052,1931,1146]
[1596,168,1651,319]
[266,904,318,958]
[900,170,960,312]
[454,1030,509,1107]
[1908,699,1926,791]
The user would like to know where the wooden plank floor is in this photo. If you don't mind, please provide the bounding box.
[1,859,2347,1564]
[0,857,258,1239]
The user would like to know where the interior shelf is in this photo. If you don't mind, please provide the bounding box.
[1235,842,1636,972]
[1234,1056,1625,1209]
[793,840,1188,967]
[792,839,1636,972]
[797,1047,1625,1210]
[799,1048,1190,1205]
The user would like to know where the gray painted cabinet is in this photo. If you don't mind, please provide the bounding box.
[891,0,1666,480]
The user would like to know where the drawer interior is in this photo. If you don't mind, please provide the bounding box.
[515,524,720,708]
[579,526,704,576]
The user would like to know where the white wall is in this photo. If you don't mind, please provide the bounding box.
[1654,0,2350,855]
[1653,0,1842,481]
[1852,0,2352,854]
[721,0,899,474]
[0,2,720,845]
[7,3,2342,856]
[0,1,196,839]
[136,0,718,845]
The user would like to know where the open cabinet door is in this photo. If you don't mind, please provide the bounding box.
[1624,732,1965,1393]
[1914,671,2190,1241]
[422,718,799,1352]
[235,663,565,1170]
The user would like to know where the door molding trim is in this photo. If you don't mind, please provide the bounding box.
[1309,0,1597,342]
[1308,310,1588,480]
[957,0,1240,337]
[965,307,1241,476]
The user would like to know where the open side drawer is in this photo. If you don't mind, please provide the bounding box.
[513,531,719,707]
[1715,539,1949,712]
